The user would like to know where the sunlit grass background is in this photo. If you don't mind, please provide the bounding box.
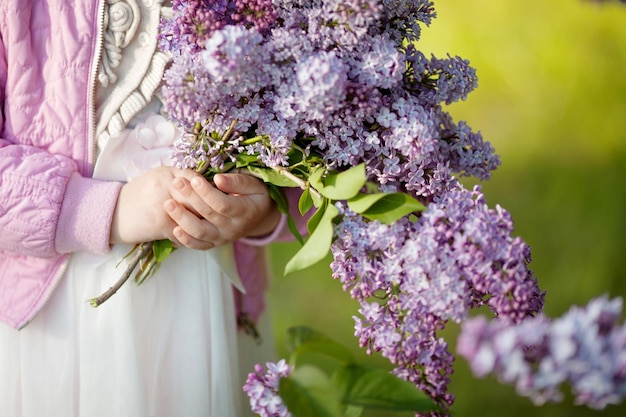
[265,1,626,416]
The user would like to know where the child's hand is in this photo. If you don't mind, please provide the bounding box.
[164,172,281,250]
[109,166,197,245]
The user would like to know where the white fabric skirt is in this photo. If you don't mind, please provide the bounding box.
[0,244,271,417]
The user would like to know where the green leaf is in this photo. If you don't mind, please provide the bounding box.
[284,204,338,275]
[235,153,258,168]
[332,365,440,413]
[286,146,306,165]
[285,327,355,376]
[343,405,364,417]
[286,327,355,363]
[285,326,321,351]
[269,184,289,215]
[308,166,326,191]
[292,342,355,377]
[317,164,367,201]
[247,165,299,187]
[279,366,343,417]
[298,188,314,215]
[347,192,426,225]
[306,200,328,235]
[269,184,304,245]
[287,216,305,246]
[310,191,323,208]
[152,239,175,262]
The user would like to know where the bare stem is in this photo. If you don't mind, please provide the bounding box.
[232,165,323,201]
[88,242,155,307]
[222,118,238,142]
[273,165,323,200]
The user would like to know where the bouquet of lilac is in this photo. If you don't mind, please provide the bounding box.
[91,1,547,416]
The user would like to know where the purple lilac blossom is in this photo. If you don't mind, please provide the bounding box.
[158,0,276,53]
[159,0,236,52]
[243,360,293,417]
[352,34,406,89]
[164,0,499,194]
[326,0,381,41]
[430,54,478,105]
[160,1,526,415]
[457,295,626,410]
[231,0,278,32]
[330,185,544,414]
[160,50,222,128]
[201,25,269,98]
[377,0,436,43]
[295,51,348,120]
[169,127,247,172]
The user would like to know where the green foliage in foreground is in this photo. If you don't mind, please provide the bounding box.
[279,327,439,417]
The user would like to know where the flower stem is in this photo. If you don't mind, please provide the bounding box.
[222,118,238,142]
[273,165,322,200]
[88,242,155,307]
[241,135,268,145]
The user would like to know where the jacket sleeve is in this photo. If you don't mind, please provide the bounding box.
[0,39,123,259]
[0,142,123,258]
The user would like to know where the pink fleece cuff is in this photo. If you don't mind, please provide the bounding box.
[55,172,123,255]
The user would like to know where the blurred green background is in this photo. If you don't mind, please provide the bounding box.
[266,0,626,416]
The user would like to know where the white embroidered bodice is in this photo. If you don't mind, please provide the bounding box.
[95,0,172,140]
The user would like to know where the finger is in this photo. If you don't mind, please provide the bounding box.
[187,175,245,221]
[170,177,199,215]
[172,225,215,250]
[171,176,232,224]
[213,173,268,196]
[164,199,221,249]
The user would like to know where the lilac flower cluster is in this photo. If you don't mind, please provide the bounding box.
[159,0,276,52]
[330,185,544,413]
[457,295,626,409]
[161,0,500,196]
[243,360,293,417]
[157,1,532,415]
[170,128,247,172]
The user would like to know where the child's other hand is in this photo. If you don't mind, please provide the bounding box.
[164,172,281,250]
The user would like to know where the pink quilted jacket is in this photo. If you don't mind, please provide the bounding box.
[0,0,302,330]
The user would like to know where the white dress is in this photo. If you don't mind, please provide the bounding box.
[0,110,274,417]
[0,246,240,417]
[0,2,275,414]
[0,118,272,417]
